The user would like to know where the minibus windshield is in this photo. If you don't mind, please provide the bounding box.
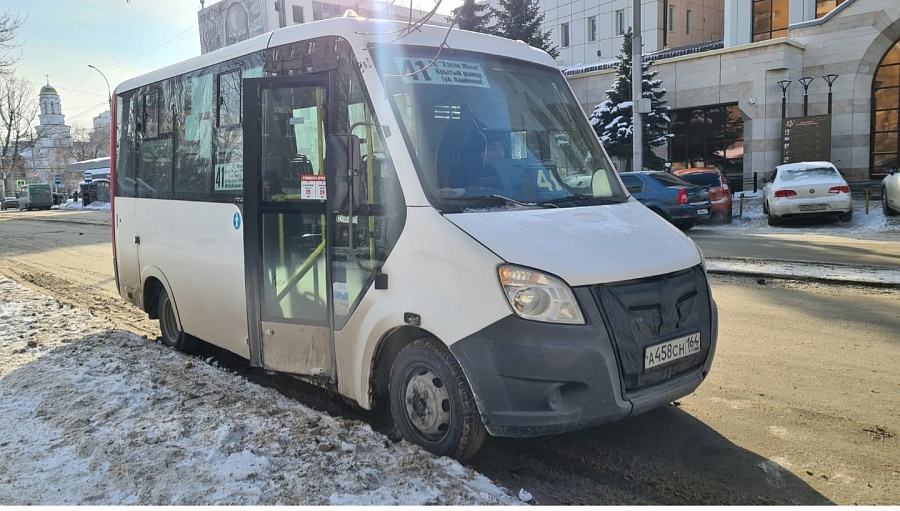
[373,46,627,211]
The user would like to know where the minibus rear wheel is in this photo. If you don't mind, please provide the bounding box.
[157,288,197,352]
[389,338,486,461]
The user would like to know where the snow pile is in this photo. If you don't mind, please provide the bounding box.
[693,191,900,237]
[0,277,519,505]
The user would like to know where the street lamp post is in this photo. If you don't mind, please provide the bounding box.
[823,73,839,115]
[87,64,111,106]
[777,80,791,119]
[798,76,814,116]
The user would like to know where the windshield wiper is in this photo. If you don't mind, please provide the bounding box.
[538,194,613,207]
[445,194,537,207]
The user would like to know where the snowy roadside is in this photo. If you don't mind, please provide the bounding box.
[0,276,520,505]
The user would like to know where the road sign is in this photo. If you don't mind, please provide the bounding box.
[54,174,61,186]
[84,171,92,184]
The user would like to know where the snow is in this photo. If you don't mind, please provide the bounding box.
[0,278,520,505]
[693,190,900,285]
[58,200,111,211]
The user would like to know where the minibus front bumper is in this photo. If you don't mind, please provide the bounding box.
[449,282,717,438]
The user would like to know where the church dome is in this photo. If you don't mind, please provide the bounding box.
[40,84,58,96]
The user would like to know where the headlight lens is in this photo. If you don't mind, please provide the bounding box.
[498,265,585,324]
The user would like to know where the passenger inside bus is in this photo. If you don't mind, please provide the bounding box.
[263,171,284,202]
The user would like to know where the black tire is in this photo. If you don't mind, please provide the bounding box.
[841,209,853,222]
[723,209,733,223]
[389,338,486,461]
[675,221,695,231]
[157,288,197,351]
[884,187,898,216]
[767,211,781,226]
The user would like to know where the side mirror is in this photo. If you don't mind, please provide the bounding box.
[325,134,361,212]
[888,168,896,176]
[758,177,767,186]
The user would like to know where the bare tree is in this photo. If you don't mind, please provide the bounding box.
[71,121,110,161]
[0,74,37,195]
[0,10,25,75]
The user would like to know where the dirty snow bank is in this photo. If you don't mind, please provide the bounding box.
[0,277,519,505]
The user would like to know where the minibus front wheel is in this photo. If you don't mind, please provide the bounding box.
[389,337,486,461]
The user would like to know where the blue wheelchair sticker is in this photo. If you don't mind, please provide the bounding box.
[233,212,242,230]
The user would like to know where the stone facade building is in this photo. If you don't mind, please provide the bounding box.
[560,0,899,187]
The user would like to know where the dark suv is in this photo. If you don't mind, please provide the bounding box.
[619,171,711,230]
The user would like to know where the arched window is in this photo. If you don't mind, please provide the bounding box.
[872,39,900,177]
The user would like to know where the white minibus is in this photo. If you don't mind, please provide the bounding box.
[111,15,717,460]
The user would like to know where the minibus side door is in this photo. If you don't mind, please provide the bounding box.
[242,76,335,380]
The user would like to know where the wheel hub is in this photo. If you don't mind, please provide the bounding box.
[404,367,451,439]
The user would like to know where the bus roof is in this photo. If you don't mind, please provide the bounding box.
[115,16,557,95]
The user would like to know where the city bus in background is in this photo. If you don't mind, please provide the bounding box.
[110,15,718,460]
[18,182,54,210]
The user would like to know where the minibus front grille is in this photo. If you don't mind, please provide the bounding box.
[590,265,712,393]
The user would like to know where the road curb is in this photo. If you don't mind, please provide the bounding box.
[707,258,900,289]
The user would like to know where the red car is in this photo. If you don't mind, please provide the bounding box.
[673,168,733,223]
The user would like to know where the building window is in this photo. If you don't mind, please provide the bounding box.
[293,5,304,23]
[752,0,789,42]
[561,22,570,47]
[669,5,675,31]
[872,39,900,177]
[588,16,597,42]
[668,104,745,189]
[686,9,691,35]
[816,0,847,18]
[616,9,626,36]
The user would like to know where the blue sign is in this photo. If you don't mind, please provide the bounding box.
[54,175,61,186]
[233,212,242,230]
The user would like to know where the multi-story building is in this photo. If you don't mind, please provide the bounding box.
[543,0,724,67]
[198,0,446,54]
[559,0,899,185]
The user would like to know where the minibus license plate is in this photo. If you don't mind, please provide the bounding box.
[644,332,701,370]
[799,204,826,211]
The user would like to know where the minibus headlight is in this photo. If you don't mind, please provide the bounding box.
[498,265,585,324]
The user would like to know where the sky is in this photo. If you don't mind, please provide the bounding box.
[7,0,203,129]
[5,0,458,131]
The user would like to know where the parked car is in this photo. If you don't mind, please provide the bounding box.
[761,161,852,226]
[883,168,899,216]
[1,196,19,210]
[673,167,733,223]
[619,171,711,230]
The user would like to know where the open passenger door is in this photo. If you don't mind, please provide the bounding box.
[242,76,335,379]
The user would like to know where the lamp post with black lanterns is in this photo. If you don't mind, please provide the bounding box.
[798,76,814,116]
[777,79,791,119]
[823,73,839,115]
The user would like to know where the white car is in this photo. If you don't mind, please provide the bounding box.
[761,161,853,226]
[883,168,899,216]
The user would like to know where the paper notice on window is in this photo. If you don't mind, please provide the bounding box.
[394,58,490,88]
[300,174,326,200]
